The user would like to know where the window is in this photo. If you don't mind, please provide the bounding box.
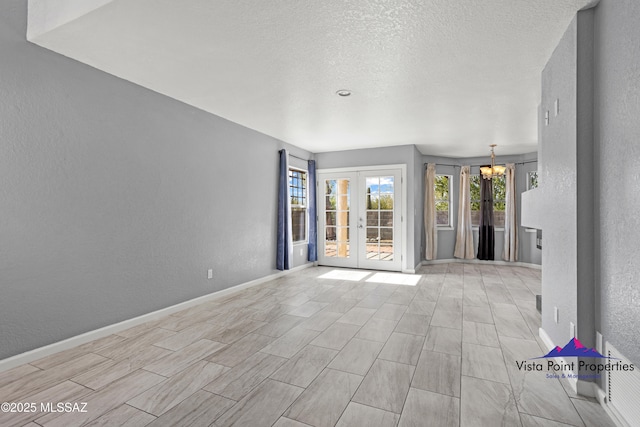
[434,175,451,227]
[527,171,539,190]
[289,168,307,242]
[493,175,506,228]
[470,175,481,226]
[470,175,506,228]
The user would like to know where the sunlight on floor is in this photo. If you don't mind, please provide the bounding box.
[366,272,421,286]
[317,269,373,281]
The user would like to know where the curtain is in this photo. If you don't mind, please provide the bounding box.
[277,149,293,270]
[477,171,495,260]
[502,163,518,261]
[424,163,437,260]
[307,159,317,262]
[454,166,475,259]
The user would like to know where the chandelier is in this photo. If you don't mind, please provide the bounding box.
[480,144,506,180]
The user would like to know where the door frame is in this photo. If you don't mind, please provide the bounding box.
[316,164,408,272]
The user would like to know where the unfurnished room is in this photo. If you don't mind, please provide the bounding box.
[1,0,639,426]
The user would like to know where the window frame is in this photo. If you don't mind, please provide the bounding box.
[470,174,481,227]
[527,170,539,190]
[492,174,506,228]
[288,167,308,244]
[470,174,506,229]
[434,174,452,228]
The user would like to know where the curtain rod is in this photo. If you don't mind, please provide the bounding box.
[279,149,310,162]
[291,154,311,162]
[424,159,537,168]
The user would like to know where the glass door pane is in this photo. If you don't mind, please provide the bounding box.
[324,178,351,258]
[364,176,394,261]
[317,168,401,271]
[358,171,401,271]
[318,173,357,268]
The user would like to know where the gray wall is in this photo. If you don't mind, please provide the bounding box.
[537,0,640,369]
[539,12,581,351]
[413,145,424,268]
[421,154,540,264]
[594,0,640,365]
[0,1,312,360]
[538,9,599,365]
[315,145,419,270]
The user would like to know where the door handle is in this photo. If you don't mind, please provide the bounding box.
[358,225,364,229]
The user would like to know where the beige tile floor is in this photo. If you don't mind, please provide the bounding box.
[0,263,618,427]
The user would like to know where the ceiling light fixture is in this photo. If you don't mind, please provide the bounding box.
[480,144,506,180]
[336,89,351,97]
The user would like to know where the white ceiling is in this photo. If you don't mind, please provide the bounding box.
[28,0,594,157]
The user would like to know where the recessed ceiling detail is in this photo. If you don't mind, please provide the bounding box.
[28,0,593,157]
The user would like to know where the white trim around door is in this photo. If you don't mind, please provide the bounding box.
[316,164,407,272]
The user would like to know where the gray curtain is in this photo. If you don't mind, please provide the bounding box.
[502,163,518,261]
[424,163,437,260]
[454,166,475,259]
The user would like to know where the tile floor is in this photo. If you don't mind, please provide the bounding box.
[0,263,618,427]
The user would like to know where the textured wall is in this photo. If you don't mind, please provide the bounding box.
[594,0,640,365]
[539,9,598,354]
[0,0,311,360]
[539,14,580,348]
[575,10,596,355]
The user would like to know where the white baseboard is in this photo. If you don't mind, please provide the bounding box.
[421,258,542,270]
[538,326,555,351]
[538,327,579,393]
[576,379,597,398]
[539,328,626,427]
[422,258,461,265]
[403,261,424,274]
[539,327,601,399]
[0,263,313,373]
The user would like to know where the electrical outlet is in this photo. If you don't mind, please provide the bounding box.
[207,269,213,279]
[554,307,558,323]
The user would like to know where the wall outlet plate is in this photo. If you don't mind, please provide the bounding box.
[207,269,213,279]
[554,306,559,323]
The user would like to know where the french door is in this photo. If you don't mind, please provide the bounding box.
[317,168,403,271]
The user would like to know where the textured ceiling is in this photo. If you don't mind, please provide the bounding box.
[29,0,594,157]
